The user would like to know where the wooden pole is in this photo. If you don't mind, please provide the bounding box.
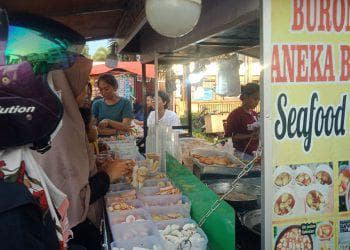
[154,53,159,151]
[141,63,147,139]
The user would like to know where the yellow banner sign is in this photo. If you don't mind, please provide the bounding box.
[263,1,350,249]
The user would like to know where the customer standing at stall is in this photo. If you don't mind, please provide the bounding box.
[92,73,133,135]
[133,94,155,126]
[146,94,155,116]
[34,58,134,250]
[147,91,180,128]
[225,83,260,157]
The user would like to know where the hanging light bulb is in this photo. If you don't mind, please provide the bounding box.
[145,0,202,38]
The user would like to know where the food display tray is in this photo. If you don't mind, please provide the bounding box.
[191,148,245,176]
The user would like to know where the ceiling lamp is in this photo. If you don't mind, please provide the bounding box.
[145,0,202,38]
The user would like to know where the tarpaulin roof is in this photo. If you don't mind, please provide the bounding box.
[90,61,155,78]
[3,0,144,41]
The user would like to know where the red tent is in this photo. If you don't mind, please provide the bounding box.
[90,61,155,78]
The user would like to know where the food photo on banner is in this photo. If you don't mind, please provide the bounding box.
[263,0,350,249]
[274,220,335,250]
[339,161,350,213]
[273,163,334,218]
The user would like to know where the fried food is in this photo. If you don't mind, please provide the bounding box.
[274,172,292,187]
[192,154,232,166]
[295,172,312,186]
[155,185,181,195]
[317,224,333,240]
[306,190,325,211]
[339,169,350,196]
[154,172,166,179]
[274,193,295,215]
[108,202,135,212]
[152,213,184,221]
[316,171,332,185]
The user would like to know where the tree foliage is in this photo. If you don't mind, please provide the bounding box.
[92,47,110,62]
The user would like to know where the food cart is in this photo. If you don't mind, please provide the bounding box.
[4,0,350,248]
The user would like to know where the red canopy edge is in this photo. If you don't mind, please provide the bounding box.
[90,61,155,78]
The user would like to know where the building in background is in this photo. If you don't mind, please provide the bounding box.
[161,53,260,134]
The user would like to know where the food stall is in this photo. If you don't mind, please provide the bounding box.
[3,0,350,249]
[2,0,263,249]
[120,1,262,249]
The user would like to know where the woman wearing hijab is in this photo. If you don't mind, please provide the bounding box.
[0,61,75,249]
[34,57,134,250]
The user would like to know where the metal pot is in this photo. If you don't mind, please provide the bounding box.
[207,180,261,213]
[241,209,261,236]
[236,209,261,249]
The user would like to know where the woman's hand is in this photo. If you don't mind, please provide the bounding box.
[98,119,110,129]
[120,124,134,133]
[87,119,98,143]
[96,155,113,170]
[104,160,135,182]
[98,127,117,136]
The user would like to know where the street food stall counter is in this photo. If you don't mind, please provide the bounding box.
[100,135,236,250]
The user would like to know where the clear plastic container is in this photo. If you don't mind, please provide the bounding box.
[138,186,160,197]
[105,189,137,205]
[146,172,167,180]
[106,199,144,211]
[107,140,136,147]
[139,194,182,207]
[145,205,190,222]
[111,235,166,250]
[143,178,169,188]
[156,218,208,250]
[107,208,151,225]
[118,148,139,160]
[119,154,138,160]
[111,220,161,242]
[140,195,191,210]
[138,186,181,198]
[109,183,133,192]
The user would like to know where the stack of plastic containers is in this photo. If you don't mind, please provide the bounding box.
[145,124,182,172]
[106,137,139,160]
[106,177,207,250]
[106,186,164,250]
